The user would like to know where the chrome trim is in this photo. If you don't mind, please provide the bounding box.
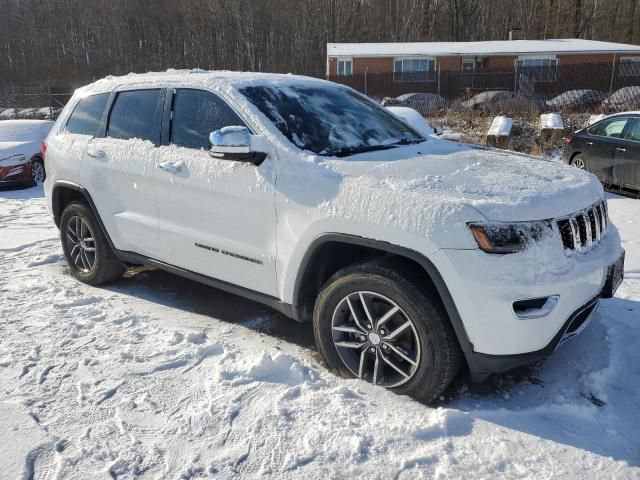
[512,294,560,320]
[556,200,608,255]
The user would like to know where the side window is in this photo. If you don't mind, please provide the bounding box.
[625,119,640,142]
[107,89,161,143]
[588,118,629,139]
[65,93,109,136]
[171,89,247,150]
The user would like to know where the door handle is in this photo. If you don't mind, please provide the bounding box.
[86,148,106,159]
[615,147,626,152]
[157,160,185,173]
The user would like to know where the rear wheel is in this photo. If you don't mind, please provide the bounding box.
[313,258,462,403]
[31,158,45,185]
[60,202,125,285]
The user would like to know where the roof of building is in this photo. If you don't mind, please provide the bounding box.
[327,39,640,57]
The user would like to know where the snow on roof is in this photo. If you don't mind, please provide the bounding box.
[79,69,326,95]
[327,39,640,57]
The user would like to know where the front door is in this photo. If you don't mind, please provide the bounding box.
[154,88,278,296]
[583,116,631,184]
[613,117,640,190]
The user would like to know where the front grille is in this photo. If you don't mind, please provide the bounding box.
[556,200,608,254]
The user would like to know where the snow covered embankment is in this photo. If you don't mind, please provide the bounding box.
[0,186,639,479]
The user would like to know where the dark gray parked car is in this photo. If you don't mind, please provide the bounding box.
[563,112,640,191]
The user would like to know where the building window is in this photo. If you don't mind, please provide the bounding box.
[394,58,436,82]
[619,57,640,77]
[461,57,485,72]
[517,55,558,82]
[337,58,352,76]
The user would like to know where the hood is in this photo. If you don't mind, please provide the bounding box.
[0,141,36,163]
[325,140,603,222]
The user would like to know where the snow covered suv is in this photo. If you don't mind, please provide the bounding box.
[43,71,625,402]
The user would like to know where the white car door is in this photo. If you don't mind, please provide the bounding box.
[79,88,164,257]
[49,93,111,188]
[154,88,278,296]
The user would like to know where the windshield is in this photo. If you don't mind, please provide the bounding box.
[240,83,424,156]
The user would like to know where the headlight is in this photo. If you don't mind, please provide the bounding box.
[468,221,551,254]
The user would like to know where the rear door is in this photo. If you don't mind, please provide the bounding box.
[154,88,278,296]
[614,117,640,190]
[583,117,631,184]
[51,93,110,185]
[79,88,164,257]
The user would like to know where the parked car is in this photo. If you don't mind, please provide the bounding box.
[44,71,624,403]
[563,112,640,191]
[0,120,53,186]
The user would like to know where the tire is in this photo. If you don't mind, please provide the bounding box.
[571,154,587,171]
[313,258,462,403]
[60,202,125,285]
[30,158,45,185]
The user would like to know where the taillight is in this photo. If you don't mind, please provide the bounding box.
[41,142,47,158]
[562,135,573,145]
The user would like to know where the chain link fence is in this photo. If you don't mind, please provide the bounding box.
[330,62,640,116]
[0,82,72,121]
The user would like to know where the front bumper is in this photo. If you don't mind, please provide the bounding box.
[432,227,624,380]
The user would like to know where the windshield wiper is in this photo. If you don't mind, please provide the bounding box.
[330,144,399,158]
[392,137,425,146]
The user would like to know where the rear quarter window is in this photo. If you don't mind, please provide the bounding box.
[65,93,109,136]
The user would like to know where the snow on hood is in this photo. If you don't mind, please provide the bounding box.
[325,140,603,223]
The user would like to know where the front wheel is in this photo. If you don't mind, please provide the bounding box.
[313,259,462,403]
[571,154,587,171]
[60,202,125,285]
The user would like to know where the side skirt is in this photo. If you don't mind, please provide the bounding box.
[114,250,304,322]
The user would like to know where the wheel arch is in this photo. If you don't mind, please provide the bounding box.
[569,151,583,163]
[292,233,474,364]
[51,181,115,250]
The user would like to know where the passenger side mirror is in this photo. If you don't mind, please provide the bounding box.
[209,126,267,166]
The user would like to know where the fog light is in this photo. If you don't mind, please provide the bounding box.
[513,295,560,319]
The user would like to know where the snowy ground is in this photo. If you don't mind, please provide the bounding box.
[0,186,639,479]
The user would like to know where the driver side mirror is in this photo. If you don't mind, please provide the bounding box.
[209,126,267,166]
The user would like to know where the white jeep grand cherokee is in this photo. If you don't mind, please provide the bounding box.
[43,71,624,402]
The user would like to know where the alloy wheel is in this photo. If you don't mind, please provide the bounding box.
[331,291,421,388]
[31,161,45,185]
[65,216,96,272]
[572,157,586,170]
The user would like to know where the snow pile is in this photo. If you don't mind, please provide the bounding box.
[487,116,512,136]
[586,114,607,126]
[540,113,564,130]
[603,86,640,111]
[545,90,607,109]
[385,106,435,138]
[0,186,639,478]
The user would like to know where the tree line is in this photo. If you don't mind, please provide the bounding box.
[1,0,639,92]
